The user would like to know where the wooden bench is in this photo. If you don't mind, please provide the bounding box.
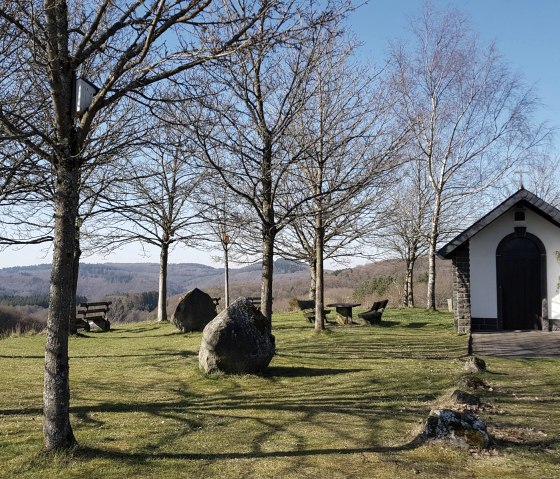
[76,301,112,332]
[296,299,331,323]
[358,299,388,325]
[247,297,273,309]
[247,296,261,308]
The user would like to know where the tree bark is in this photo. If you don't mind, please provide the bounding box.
[69,230,81,334]
[260,138,275,326]
[224,243,230,307]
[261,228,275,326]
[43,164,78,451]
[157,242,169,322]
[42,0,79,451]
[314,211,325,331]
[308,257,317,300]
[426,193,442,310]
[404,257,414,308]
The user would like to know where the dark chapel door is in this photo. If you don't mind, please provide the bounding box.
[496,233,545,330]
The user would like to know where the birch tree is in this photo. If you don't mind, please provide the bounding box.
[375,159,431,307]
[499,151,560,207]
[0,0,269,451]
[390,3,544,310]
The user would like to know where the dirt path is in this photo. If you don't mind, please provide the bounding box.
[472,331,560,358]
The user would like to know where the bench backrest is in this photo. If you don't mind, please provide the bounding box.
[297,299,315,311]
[77,301,112,320]
[368,301,381,312]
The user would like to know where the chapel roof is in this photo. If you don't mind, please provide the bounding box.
[437,188,560,259]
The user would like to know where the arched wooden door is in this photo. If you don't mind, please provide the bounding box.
[496,231,546,330]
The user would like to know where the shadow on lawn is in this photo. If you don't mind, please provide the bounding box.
[377,321,400,328]
[495,436,560,453]
[264,366,365,378]
[70,349,196,360]
[112,325,161,334]
[71,398,560,465]
[77,440,420,463]
[403,322,429,329]
[65,378,431,460]
[0,354,44,359]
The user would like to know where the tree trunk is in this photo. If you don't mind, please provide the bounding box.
[43,164,78,451]
[224,243,230,307]
[69,231,81,334]
[43,0,78,449]
[261,229,275,326]
[157,242,169,322]
[404,257,414,308]
[308,257,317,300]
[314,213,325,331]
[426,193,442,310]
[260,138,275,326]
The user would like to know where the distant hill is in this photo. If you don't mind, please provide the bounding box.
[0,258,310,301]
[0,256,452,311]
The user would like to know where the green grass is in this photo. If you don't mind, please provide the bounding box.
[1,309,559,478]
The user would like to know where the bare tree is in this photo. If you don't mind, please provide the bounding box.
[496,150,560,206]
[389,3,545,310]
[375,158,431,307]
[1,103,145,334]
[189,1,352,324]
[0,145,54,246]
[196,186,251,307]
[278,34,403,330]
[94,126,208,322]
[0,0,269,451]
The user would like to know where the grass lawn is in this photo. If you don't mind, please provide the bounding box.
[1,308,559,478]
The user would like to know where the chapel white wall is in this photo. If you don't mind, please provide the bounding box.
[469,208,560,319]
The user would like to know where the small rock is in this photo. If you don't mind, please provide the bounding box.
[458,376,490,390]
[464,356,486,373]
[414,408,494,450]
[451,389,481,407]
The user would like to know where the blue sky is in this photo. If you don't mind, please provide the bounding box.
[351,0,560,129]
[3,0,559,268]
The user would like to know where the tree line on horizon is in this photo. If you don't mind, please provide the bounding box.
[0,0,554,452]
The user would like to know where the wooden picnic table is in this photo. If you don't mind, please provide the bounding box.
[326,302,361,324]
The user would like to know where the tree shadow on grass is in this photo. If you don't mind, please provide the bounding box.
[377,321,400,328]
[0,354,44,359]
[76,440,420,464]
[494,436,560,452]
[70,350,196,360]
[92,331,182,339]
[404,322,429,329]
[112,325,161,334]
[264,366,365,378]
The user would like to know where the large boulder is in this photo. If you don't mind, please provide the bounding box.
[171,288,217,333]
[199,297,275,375]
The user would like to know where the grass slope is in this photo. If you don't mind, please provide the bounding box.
[1,309,559,478]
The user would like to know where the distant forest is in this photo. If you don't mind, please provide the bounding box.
[0,294,88,308]
[0,257,454,336]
